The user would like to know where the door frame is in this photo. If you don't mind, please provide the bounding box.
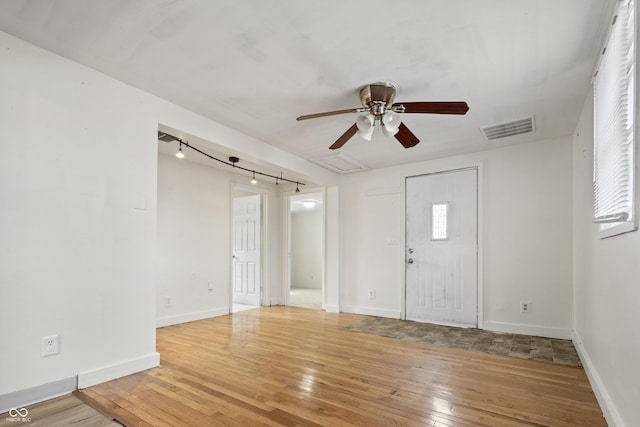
[401,162,484,329]
[229,182,270,311]
[282,186,326,309]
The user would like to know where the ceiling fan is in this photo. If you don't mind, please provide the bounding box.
[296,82,469,149]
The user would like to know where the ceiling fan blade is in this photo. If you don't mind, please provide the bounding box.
[296,108,366,121]
[329,123,358,150]
[393,101,469,115]
[395,123,420,148]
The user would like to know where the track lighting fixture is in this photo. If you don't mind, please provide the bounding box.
[157,131,306,189]
[175,142,185,159]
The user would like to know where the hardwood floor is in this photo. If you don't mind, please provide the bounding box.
[77,307,606,426]
[0,394,119,427]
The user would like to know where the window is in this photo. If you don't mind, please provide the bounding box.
[593,0,637,237]
[431,203,449,240]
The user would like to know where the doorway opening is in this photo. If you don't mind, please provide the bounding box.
[287,191,324,309]
[231,189,263,313]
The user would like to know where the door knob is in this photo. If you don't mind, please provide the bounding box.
[407,258,414,264]
[408,248,414,254]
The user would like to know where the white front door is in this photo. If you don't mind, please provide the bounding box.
[405,168,478,327]
[232,194,261,306]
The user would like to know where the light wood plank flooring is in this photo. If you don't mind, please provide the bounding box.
[77,306,606,426]
[0,394,120,427]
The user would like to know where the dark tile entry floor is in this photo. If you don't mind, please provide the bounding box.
[347,317,582,367]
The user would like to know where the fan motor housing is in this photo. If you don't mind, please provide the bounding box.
[359,82,396,109]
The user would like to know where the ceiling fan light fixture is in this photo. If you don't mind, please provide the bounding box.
[382,123,400,137]
[382,111,401,129]
[356,114,375,140]
[382,111,401,137]
[356,114,375,131]
[297,82,469,150]
[357,126,374,141]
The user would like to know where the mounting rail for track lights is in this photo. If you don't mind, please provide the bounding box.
[157,131,305,187]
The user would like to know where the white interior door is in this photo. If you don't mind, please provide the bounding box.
[405,168,478,327]
[232,194,261,306]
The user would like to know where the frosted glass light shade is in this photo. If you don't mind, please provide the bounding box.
[356,114,375,140]
[381,126,397,137]
[382,111,401,131]
[356,114,375,131]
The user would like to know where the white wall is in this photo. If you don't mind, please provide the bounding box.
[0,31,159,398]
[157,154,232,325]
[157,153,284,326]
[325,186,340,312]
[340,137,574,338]
[573,93,640,427]
[291,210,323,289]
[0,30,337,407]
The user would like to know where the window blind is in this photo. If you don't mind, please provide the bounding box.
[593,0,635,225]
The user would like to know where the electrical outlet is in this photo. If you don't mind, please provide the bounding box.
[368,290,376,300]
[208,281,214,292]
[165,297,173,307]
[42,335,59,356]
[520,301,531,313]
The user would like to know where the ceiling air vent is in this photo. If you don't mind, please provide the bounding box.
[310,153,367,174]
[480,116,535,141]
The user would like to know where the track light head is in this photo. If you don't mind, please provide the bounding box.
[175,145,185,159]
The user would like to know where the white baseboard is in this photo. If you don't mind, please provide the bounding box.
[341,305,401,319]
[77,352,160,389]
[482,321,572,339]
[572,331,622,427]
[156,307,229,328]
[0,376,76,414]
[324,304,340,313]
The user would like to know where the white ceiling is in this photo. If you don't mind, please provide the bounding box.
[0,0,614,171]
